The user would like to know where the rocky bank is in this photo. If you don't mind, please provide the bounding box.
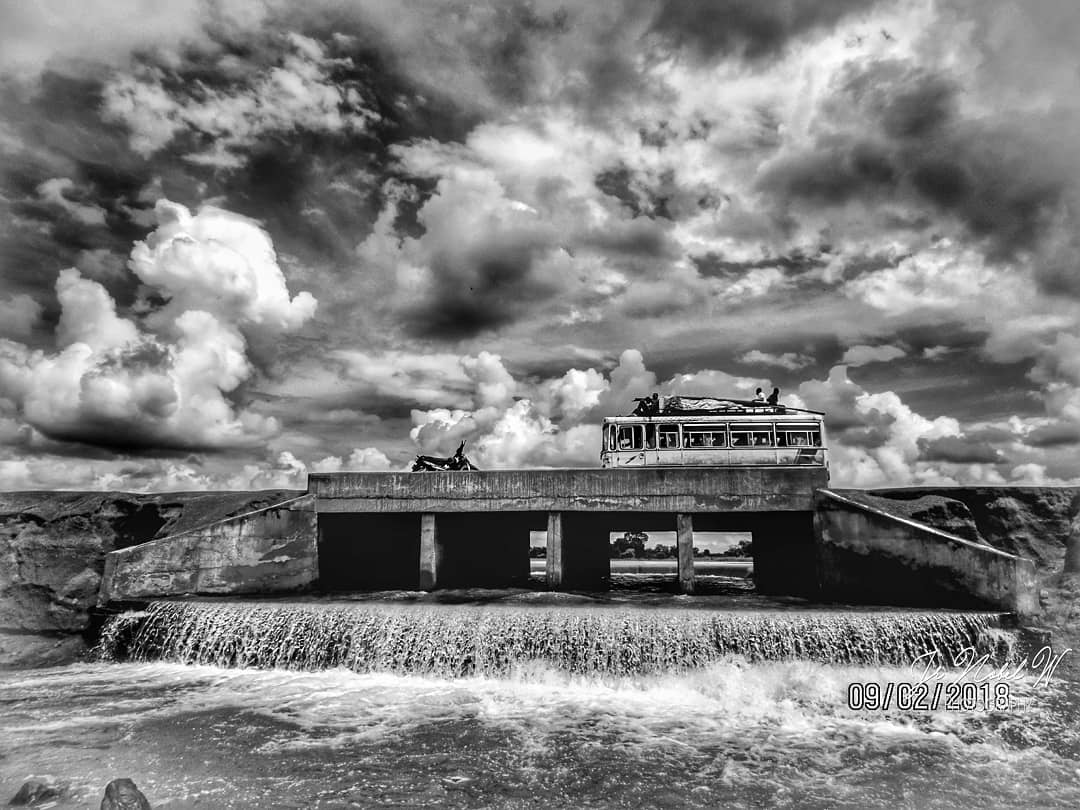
[0,489,300,667]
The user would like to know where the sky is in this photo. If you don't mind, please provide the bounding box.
[1,0,1080,491]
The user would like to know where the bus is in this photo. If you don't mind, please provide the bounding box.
[600,396,827,469]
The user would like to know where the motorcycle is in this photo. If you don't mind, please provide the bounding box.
[411,440,479,472]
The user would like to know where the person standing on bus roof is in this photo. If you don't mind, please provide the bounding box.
[753,388,765,402]
[767,387,780,405]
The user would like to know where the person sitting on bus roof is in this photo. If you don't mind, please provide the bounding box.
[753,388,765,402]
[767,387,780,406]
[633,393,661,416]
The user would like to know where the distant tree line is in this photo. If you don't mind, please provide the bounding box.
[531,533,753,558]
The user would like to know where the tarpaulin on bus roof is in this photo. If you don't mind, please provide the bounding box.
[663,396,748,414]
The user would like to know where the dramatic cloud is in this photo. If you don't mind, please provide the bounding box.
[3,0,1080,489]
[103,33,379,168]
[129,200,317,334]
[648,0,880,62]
[0,200,316,453]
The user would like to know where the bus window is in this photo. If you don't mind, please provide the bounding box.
[645,424,657,449]
[658,424,679,449]
[776,424,821,447]
[617,425,643,450]
[607,425,617,451]
[684,425,727,448]
[732,428,773,447]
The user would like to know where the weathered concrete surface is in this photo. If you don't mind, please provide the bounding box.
[0,489,299,668]
[309,467,829,513]
[868,487,1079,568]
[419,513,439,590]
[676,513,695,594]
[816,490,1038,614]
[836,491,988,546]
[100,495,317,602]
[546,512,564,589]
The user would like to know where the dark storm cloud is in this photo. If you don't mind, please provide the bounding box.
[1024,422,1080,448]
[691,251,826,280]
[405,235,562,340]
[839,425,892,449]
[581,217,681,261]
[0,21,490,351]
[758,136,898,205]
[648,0,879,62]
[0,72,160,333]
[594,165,673,219]
[758,59,1076,288]
[917,435,1003,464]
[277,0,571,110]
[27,423,227,457]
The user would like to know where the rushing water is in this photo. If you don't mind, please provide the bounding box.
[97,600,1014,674]
[2,596,1079,809]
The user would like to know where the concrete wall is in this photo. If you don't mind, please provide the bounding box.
[815,490,1038,614]
[99,495,318,602]
[310,467,828,513]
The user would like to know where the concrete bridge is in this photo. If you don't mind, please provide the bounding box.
[311,467,825,595]
[98,467,1038,614]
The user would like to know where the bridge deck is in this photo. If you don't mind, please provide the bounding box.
[308,467,829,513]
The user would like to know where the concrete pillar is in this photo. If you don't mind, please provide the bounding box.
[546,511,564,589]
[676,512,695,594]
[419,513,440,590]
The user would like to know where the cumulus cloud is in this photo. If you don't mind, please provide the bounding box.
[0,199,316,452]
[797,364,979,486]
[129,200,317,335]
[840,344,905,366]
[311,447,395,473]
[406,350,771,470]
[398,348,1025,486]
[739,350,813,371]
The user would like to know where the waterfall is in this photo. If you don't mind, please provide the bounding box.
[95,600,1015,677]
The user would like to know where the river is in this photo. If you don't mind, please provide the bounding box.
[2,585,1078,809]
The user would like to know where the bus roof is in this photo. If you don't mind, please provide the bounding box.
[603,411,825,423]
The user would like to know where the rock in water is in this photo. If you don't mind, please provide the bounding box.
[9,776,64,805]
[100,778,151,810]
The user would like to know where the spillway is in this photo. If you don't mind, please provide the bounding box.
[96,599,1015,676]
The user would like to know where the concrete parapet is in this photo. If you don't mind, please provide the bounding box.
[309,467,828,513]
[815,489,1038,614]
[99,495,317,602]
